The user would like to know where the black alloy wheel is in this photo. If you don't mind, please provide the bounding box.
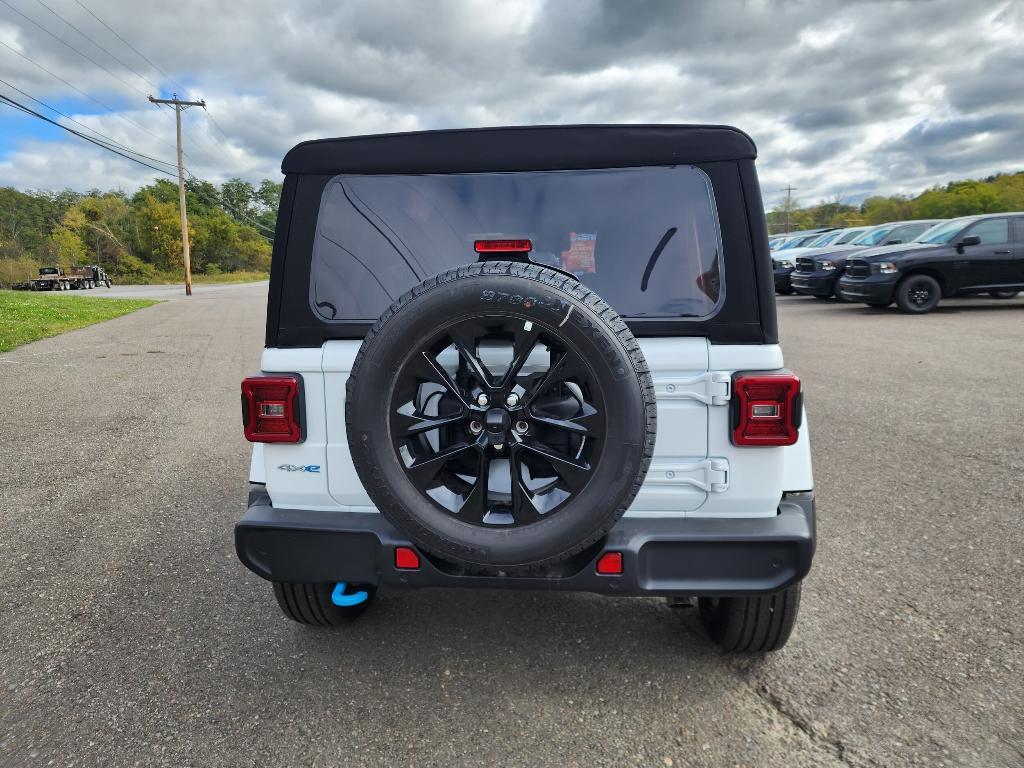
[390,316,605,529]
[897,274,941,314]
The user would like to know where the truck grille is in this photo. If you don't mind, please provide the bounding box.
[795,257,815,273]
[846,259,870,278]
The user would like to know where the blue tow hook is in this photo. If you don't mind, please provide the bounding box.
[331,582,369,607]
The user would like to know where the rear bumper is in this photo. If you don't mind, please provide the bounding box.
[236,486,816,597]
[837,275,897,303]
[790,272,837,296]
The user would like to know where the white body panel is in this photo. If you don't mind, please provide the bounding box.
[255,339,813,519]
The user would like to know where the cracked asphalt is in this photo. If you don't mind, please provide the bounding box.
[1,283,1021,767]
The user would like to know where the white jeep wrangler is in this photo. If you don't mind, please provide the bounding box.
[237,125,814,653]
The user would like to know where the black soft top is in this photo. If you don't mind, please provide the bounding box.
[282,124,757,175]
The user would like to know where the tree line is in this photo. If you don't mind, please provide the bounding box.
[0,177,280,286]
[767,170,1024,233]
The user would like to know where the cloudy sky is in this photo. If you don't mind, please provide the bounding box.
[0,0,1021,210]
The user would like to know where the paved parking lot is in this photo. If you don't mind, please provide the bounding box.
[1,283,1021,767]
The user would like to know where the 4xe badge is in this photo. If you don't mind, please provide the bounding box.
[278,464,320,473]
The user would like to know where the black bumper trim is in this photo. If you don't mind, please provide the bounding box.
[837,277,896,303]
[236,486,815,596]
[790,273,836,296]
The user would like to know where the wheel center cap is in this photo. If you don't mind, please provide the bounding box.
[484,407,511,436]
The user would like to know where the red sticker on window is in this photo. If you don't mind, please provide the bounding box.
[561,232,597,273]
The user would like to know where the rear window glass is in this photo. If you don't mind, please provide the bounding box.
[310,166,724,322]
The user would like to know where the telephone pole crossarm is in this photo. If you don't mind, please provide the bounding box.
[148,94,206,296]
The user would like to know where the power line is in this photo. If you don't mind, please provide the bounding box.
[72,0,188,95]
[0,0,149,99]
[31,0,161,93]
[0,75,178,171]
[0,92,176,177]
[0,37,180,155]
[200,104,232,144]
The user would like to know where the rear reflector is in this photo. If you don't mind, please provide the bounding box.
[395,546,421,570]
[596,551,623,575]
[474,238,532,253]
[731,373,801,446]
[241,375,303,443]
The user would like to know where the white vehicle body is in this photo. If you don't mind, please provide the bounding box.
[251,341,813,520]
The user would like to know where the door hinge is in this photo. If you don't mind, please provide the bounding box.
[646,457,730,493]
[654,371,731,405]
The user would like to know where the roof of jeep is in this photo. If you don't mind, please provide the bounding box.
[281,124,757,175]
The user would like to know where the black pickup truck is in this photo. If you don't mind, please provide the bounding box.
[789,220,942,299]
[837,213,1024,313]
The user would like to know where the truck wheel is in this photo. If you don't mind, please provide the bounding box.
[346,260,657,570]
[272,582,376,626]
[896,274,941,314]
[989,290,1019,299]
[105,279,111,288]
[698,583,802,653]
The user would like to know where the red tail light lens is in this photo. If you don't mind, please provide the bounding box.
[596,551,623,575]
[394,546,421,570]
[241,375,303,443]
[474,238,532,253]
[731,373,801,446]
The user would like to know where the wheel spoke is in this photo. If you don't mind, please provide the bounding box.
[501,324,541,388]
[529,402,601,437]
[522,350,580,406]
[449,326,494,390]
[509,447,543,524]
[408,352,470,408]
[518,437,592,492]
[406,441,475,485]
[457,448,490,523]
[394,411,465,437]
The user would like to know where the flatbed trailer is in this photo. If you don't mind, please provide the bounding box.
[28,266,112,291]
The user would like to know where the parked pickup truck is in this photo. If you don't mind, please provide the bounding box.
[838,213,1024,312]
[790,220,944,299]
[30,265,111,291]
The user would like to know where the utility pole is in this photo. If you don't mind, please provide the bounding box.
[781,185,797,234]
[148,94,205,295]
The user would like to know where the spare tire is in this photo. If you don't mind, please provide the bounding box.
[345,261,656,569]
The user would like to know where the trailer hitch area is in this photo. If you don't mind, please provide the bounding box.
[331,582,369,607]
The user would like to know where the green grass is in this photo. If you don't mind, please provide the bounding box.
[130,270,269,285]
[0,290,159,353]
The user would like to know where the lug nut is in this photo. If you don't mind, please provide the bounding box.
[514,420,529,434]
[476,393,489,407]
[505,393,519,407]
[469,420,483,434]
[493,443,504,451]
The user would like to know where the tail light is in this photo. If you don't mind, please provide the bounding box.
[241,374,303,443]
[474,238,532,253]
[731,373,802,446]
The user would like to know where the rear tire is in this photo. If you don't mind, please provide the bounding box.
[698,583,802,653]
[989,290,1020,299]
[272,582,376,626]
[896,274,941,314]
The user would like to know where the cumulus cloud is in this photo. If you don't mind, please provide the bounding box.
[0,0,1021,208]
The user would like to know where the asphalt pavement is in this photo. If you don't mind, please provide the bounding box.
[1,283,1021,767]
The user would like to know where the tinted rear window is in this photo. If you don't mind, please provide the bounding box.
[310,166,723,322]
